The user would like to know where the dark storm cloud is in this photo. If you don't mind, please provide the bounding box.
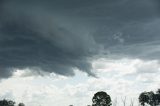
[0,0,99,78]
[0,0,160,78]
[82,0,160,60]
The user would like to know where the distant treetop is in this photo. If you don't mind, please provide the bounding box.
[92,91,112,106]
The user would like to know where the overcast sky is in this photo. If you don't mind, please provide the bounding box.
[0,0,160,106]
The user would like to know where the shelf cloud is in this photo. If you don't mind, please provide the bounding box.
[0,0,160,79]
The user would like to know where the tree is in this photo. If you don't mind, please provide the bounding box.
[156,89,160,94]
[0,99,15,106]
[92,91,111,106]
[147,91,155,106]
[154,94,160,105]
[18,103,25,106]
[139,92,150,106]
[139,91,160,106]
[155,89,160,105]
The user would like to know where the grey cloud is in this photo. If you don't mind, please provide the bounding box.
[88,0,160,60]
[0,0,160,78]
[0,1,99,78]
[102,19,160,60]
[65,0,160,60]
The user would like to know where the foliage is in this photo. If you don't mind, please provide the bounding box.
[139,89,160,106]
[0,99,15,106]
[92,91,111,106]
[18,103,25,106]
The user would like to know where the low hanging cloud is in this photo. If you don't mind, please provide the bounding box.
[0,0,160,79]
[0,1,100,78]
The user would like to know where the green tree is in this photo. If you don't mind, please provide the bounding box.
[155,89,160,105]
[18,103,25,106]
[139,92,150,106]
[92,91,111,106]
[139,91,159,106]
[0,99,15,106]
[147,91,155,106]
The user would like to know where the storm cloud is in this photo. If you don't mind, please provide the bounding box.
[0,0,100,78]
[0,0,160,78]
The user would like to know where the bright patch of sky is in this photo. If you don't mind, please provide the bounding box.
[0,58,159,106]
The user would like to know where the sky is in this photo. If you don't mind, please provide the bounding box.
[0,0,160,106]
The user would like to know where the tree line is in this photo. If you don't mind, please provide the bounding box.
[0,88,160,106]
[91,89,160,106]
[0,99,24,106]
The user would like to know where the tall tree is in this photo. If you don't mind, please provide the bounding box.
[92,91,111,106]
